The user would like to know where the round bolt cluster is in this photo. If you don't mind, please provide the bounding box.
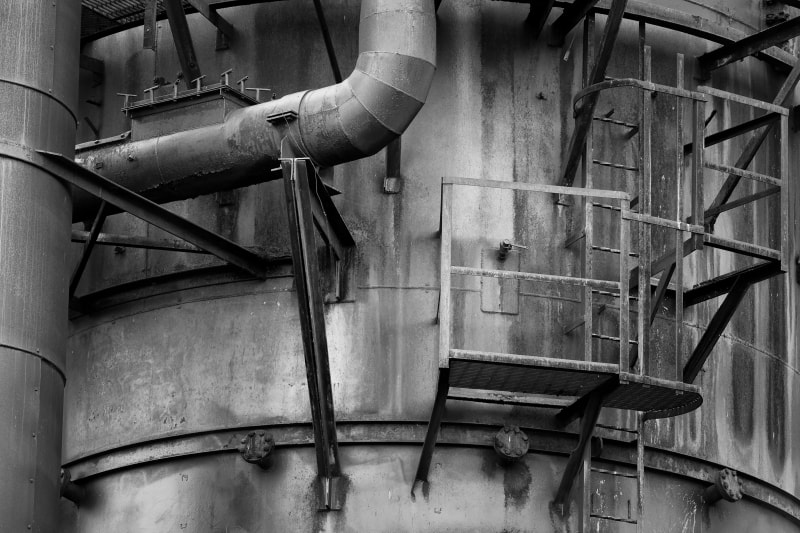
[238,430,275,469]
[493,425,529,463]
[716,468,743,502]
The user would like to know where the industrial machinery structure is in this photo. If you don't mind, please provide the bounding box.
[1,0,799,531]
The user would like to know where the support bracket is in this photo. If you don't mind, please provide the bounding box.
[282,155,355,511]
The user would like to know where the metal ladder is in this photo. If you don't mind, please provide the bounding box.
[582,417,645,531]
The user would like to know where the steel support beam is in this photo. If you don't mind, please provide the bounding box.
[549,0,601,46]
[698,16,800,74]
[554,389,605,507]
[684,262,781,307]
[559,0,628,188]
[527,0,556,38]
[413,369,450,493]
[71,229,210,253]
[69,201,108,299]
[555,376,618,427]
[282,157,342,510]
[683,277,752,384]
[36,151,268,279]
[164,0,203,83]
[143,0,158,49]
[683,113,779,155]
[185,0,235,49]
[312,0,343,83]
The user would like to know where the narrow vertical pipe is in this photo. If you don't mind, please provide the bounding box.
[0,0,79,530]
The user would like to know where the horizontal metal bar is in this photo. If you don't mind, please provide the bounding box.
[593,159,639,172]
[450,266,621,291]
[704,235,781,262]
[697,85,789,115]
[591,245,639,257]
[698,16,800,73]
[703,187,780,218]
[37,151,268,278]
[704,161,781,187]
[684,113,779,155]
[594,116,639,129]
[592,334,638,345]
[442,176,630,200]
[590,513,637,524]
[622,210,705,233]
[447,388,574,408]
[590,466,638,478]
[595,423,639,434]
[449,349,620,375]
[72,229,207,253]
[574,79,708,115]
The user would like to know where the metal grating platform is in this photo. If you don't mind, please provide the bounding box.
[448,349,702,417]
[81,0,194,40]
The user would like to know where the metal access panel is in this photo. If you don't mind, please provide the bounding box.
[480,248,519,314]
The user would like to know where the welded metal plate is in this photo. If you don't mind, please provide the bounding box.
[480,248,519,314]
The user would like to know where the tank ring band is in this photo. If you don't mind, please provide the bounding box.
[0,78,79,127]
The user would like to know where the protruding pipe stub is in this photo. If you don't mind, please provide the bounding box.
[60,469,86,506]
[238,430,276,470]
[494,425,529,464]
[704,468,743,504]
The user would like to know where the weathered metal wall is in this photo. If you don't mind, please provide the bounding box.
[63,1,800,531]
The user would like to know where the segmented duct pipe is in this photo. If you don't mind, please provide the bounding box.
[74,0,436,220]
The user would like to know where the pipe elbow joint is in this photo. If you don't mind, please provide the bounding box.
[292,0,437,167]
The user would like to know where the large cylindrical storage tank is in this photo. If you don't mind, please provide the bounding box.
[54,0,800,531]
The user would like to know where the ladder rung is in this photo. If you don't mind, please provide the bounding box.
[591,245,639,257]
[590,513,638,525]
[591,467,638,479]
[592,334,638,345]
[593,159,639,172]
[565,230,585,248]
[592,289,639,301]
[593,116,639,129]
[591,202,621,212]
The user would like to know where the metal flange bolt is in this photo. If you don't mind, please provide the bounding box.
[494,425,529,464]
[238,430,275,470]
[704,468,743,504]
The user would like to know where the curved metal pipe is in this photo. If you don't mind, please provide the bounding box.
[75,0,436,220]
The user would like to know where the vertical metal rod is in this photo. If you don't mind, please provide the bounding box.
[69,201,108,299]
[636,414,645,533]
[691,100,705,226]
[582,13,595,363]
[619,198,631,370]
[439,182,453,369]
[637,46,653,375]
[312,0,343,83]
[675,54,685,381]
[580,432,592,533]
[282,158,341,493]
[779,115,789,272]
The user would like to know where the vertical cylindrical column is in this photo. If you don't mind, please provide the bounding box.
[0,0,80,530]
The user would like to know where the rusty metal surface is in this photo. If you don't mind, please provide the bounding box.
[61,0,800,530]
